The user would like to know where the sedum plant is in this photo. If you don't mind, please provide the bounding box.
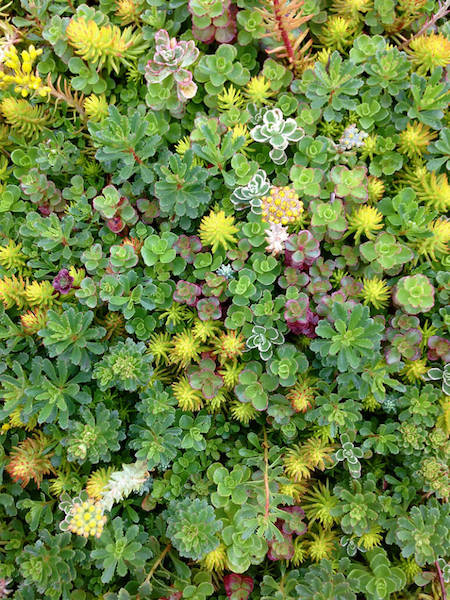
[165,498,222,560]
[66,16,148,74]
[145,29,199,117]
[311,302,384,372]
[38,307,106,371]
[93,338,153,391]
[250,108,304,164]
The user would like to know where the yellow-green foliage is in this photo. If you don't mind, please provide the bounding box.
[407,33,450,74]
[0,240,26,271]
[0,97,50,138]
[66,17,149,74]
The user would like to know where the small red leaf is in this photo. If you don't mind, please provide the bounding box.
[224,573,254,600]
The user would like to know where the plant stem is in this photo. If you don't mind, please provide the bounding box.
[263,426,270,519]
[144,543,171,584]
[128,147,144,165]
[272,0,295,64]
[435,560,447,600]
[398,0,450,49]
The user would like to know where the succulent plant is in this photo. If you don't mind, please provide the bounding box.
[250,108,304,164]
[393,274,435,315]
[145,30,199,116]
[2,5,450,599]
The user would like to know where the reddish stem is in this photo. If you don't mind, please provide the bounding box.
[435,560,447,600]
[273,0,295,64]
[128,147,144,165]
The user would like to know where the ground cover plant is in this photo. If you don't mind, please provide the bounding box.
[0,0,449,598]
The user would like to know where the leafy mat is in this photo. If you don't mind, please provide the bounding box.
[0,0,449,599]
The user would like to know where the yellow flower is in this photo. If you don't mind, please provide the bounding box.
[318,16,355,51]
[291,538,308,566]
[219,361,244,390]
[175,135,192,156]
[21,308,48,335]
[212,331,245,364]
[367,176,384,203]
[302,481,338,529]
[192,319,222,342]
[115,0,144,25]
[261,186,304,226]
[68,266,85,287]
[49,470,81,496]
[65,497,107,538]
[66,17,147,74]
[286,377,317,413]
[417,172,450,213]
[160,303,194,328]
[284,447,313,482]
[414,217,450,263]
[0,44,50,97]
[230,123,253,154]
[199,210,238,253]
[170,330,203,368]
[205,391,228,413]
[284,439,335,482]
[147,332,172,365]
[331,0,372,20]
[360,133,377,160]
[0,97,49,138]
[8,407,37,431]
[0,274,27,309]
[315,48,333,65]
[358,525,383,550]
[307,527,338,562]
[24,280,57,307]
[278,481,309,503]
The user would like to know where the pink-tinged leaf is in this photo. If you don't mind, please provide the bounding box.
[224,573,254,600]
[159,591,182,600]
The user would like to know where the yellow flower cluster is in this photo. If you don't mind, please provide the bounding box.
[66,498,107,538]
[0,45,50,97]
[261,186,304,226]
